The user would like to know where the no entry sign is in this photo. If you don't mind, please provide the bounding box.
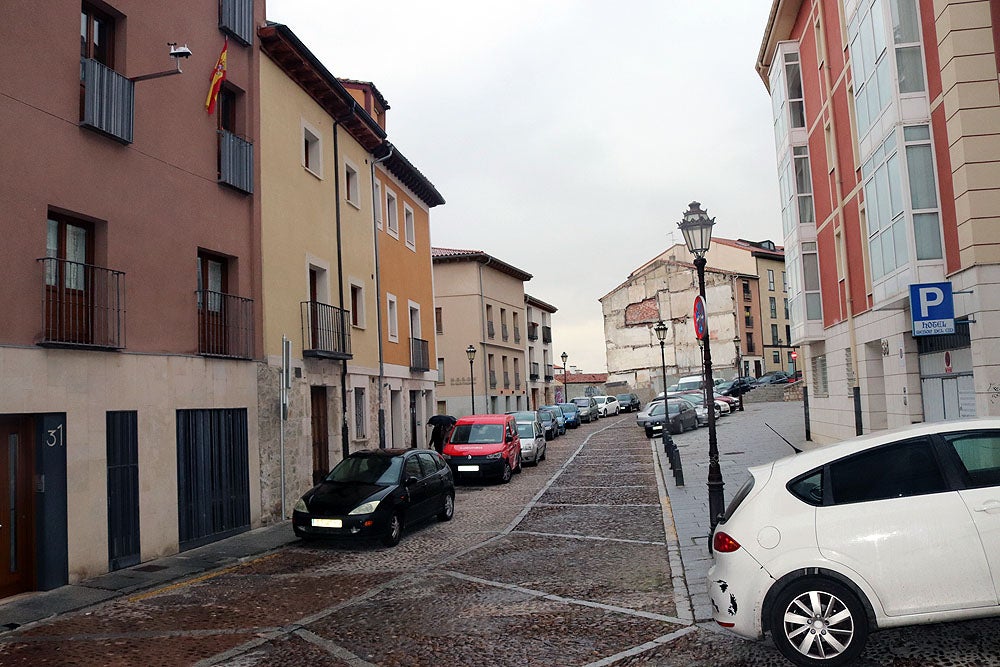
[693,295,707,339]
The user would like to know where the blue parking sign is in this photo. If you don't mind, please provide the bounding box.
[909,282,955,336]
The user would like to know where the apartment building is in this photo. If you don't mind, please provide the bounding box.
[525,295,558,407]
[758,0,1000,441]
[0,0,263,595]
[432,249,533,416]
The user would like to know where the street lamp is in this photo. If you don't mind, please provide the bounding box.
[653,320,668,397]
[466,344,477,414]
[678,201,725,529]
[560,351,568,403]
[733,335,744,412]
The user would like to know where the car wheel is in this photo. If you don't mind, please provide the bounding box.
[768,577,869,667]
[539,446,546,462]
[644,427,653,438]
[513,453,522,473]
[437,493,455,521]
[499,460,512,484]
[381,512,403,547]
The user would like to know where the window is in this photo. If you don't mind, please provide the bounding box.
[350,281,365,328]
[829,439,946,504]
[435,307,443,334]
[784,298,789,319]
[782,271,787,292]
[373,179,382,225]
[891,0,925,94]
[768,269,775,291]
[404,204,415,248]
[944,432,1000,488]
[44,214,100,344]
[197,250,236,356]
[789,470,823,505]
[904,125,943,260]
[386,190,398,237]
[81,3,115,67]
[769,297,777,318]
[784,51,805,129]
[437,358,445,383]
[863,131,906,280]
[773,351,781,364]
[353,388,367,439]
[746,332,755,354]
[848,0,892,140]
[771,324,779,345]
[344,163,359,207]
[387,293,398,342]
[303,124,321,176]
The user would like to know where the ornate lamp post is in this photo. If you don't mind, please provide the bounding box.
[466,344,477,414]
[733,335,745,412]
[560,351,569,403]
[653,320,669,397]
[678,201,725,528]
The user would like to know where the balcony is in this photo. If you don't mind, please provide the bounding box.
[197,290,253,360]
[513,326,521,343]
[81,58,134,144]
[409,337,430,372]
[501,323,509,341]
[527,323,538,340]
[219,130,254,194]
[487,320,495,339]
[530,362,540,381]
[743,291,753,302]
[489,370,497,389]
[514,372,521,389]
[542,326,552,344]
[545,364,554,382]
[37,258,125,349]
[219,0,254,45]
[301,301,351,360]
[744,316,754,328]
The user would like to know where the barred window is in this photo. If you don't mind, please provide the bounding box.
[811,354,829,397]
[354,388,367,439]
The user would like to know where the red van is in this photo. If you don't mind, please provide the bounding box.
[442,414,522,483]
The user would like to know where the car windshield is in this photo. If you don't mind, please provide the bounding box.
[326,454,403,485]
[559,403,578,412]
[650,403,666,416]
[616,394,630,402]
[572,398,590,407]
[449,423,504,444]
[516,423,535,439]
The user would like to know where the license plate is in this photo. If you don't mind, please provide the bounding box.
[311,518,342,528]
[457,465,480,472]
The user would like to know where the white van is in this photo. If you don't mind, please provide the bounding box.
[675,375,705,392]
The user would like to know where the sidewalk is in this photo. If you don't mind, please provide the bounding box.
[0,520,296,632]
[655,400,810,622]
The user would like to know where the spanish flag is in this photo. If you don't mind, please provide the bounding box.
[205,38,228,114]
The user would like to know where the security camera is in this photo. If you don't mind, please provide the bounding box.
[168,43,192,59]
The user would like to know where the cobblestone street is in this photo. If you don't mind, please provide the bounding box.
[2,404,1000,666]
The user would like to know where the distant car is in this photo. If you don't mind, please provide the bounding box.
[594,395,620,417]
[514,419,546,465]
[635,398,666,430]
[757,370,793,384]
[643,399,698,436]
[719,376,757,397]
[443,414,522,483]
[616,393,641,413]
[572,396,599,423]
[557,402,581,428]
[709,419,1000,666]
[540,405,567,435]
[675,393,721,425]
[292,448,454,547]
[537,408,559,439]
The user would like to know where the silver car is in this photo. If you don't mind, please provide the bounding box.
[571,396,599,423]
[515,419,546,465]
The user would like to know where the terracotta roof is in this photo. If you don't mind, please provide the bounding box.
[525,294,557,313]
[562,373,608,384]
[431,247,532,282]
[338,78,390,110]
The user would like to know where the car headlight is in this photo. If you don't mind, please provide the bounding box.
[293,498,308,513]
[349,500,380,515]
[521,442,535,450]
[485,451,503,459]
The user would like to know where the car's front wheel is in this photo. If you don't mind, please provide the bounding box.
[499,460,512,484]
[768,577,869,667]
[437,493,454,521]
[381,512,403,547]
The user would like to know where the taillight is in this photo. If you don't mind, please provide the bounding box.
[713,531,741,553]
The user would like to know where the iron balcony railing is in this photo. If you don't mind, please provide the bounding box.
[743,291,753,302]
[487,320,495,338]
[530,362,540,381]
[38,258,125,349]
[489,371,497,389]
[219,130,254,194]
[542,326,552,343]
[301,301,351,360]
[514,372,521,389]
[81,58,134,144]
[219,0,254,45]
[545,364,554,382]
[503,372,510,388]
[197,290,253,360]
[527,323,539,340]
[513,326,521,343]
[410,337,430,372]
[501,324,509,340]
[745,316,754,328]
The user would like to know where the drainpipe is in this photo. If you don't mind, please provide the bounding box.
[371,144,394,448]
[333,106,357,459]
[477,256,492,413]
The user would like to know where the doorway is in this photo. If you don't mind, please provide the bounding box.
[310,386,330,484]
[0,415,36,598]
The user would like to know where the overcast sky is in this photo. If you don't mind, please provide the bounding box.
[266,1,782,373]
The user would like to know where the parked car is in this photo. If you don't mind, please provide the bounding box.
[536,408,559,439]
[675,393,720,425]
[540,404,567,435]
[635,398,666,430]
[756,370,793,384]
[442,414,522,483]
[675,374,705,392]
[292,448,454,547]
[719,376,756,397]
[514,418,546,465]
[594,395,620,417]
[709,419,1000,667]
[643,399,698,437]
[557,402,582,428]
[572,396,599,423]
[616,393,641,413]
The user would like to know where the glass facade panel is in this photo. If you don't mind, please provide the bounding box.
[914,212,943,259]
[907,144,937,209]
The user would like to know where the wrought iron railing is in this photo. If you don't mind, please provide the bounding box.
[530,362,540,381]
[501,324,509,340]
[219,0,254,44]
[503,372,510,388]
[527,323,538,340]
[410,337,429,371]
[197,290,253,359]
[38,258,125,348]
[489,371,497,388]
[514,372,521,389]
[542,326,552,343]
[301,301,351,359]
[487,320,495,338]
[513,326,521,343]
[81,58,134,143]
[219,130,254,194]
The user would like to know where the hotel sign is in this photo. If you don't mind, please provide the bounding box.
[909,282,955,336]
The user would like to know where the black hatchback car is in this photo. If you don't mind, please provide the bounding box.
[292,448,454,547]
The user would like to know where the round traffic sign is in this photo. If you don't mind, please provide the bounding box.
[693,295,707,339]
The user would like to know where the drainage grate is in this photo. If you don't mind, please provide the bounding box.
[132,564,168,573]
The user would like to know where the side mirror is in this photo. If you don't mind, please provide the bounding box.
[404,476,420,486]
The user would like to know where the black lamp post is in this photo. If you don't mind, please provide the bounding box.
[678,201,725,529]
[560,351,568,403]
[733,335,745,412]
[466,344,477,414]
[653,320,669,397]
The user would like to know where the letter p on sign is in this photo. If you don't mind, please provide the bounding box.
[909,282,955,336]
[919,287,944,317]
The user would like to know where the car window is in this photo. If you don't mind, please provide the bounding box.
[516,422,536,439]
[788,470,823,506]
[573,398,589,407]
[416,452,438,477]
[404,456,423,480]
[943,432,1000,488]
[327,455,403,485]
[829,438,948,504]
[450,423,503,444]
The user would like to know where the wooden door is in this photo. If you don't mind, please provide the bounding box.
[310,387,329,485]
[0,416,35,599]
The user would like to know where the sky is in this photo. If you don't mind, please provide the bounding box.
[265,1,783,373]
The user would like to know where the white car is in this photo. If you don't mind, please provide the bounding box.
[514,419,546,465]
[708,419,1000,666]
[593,395,620,417]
